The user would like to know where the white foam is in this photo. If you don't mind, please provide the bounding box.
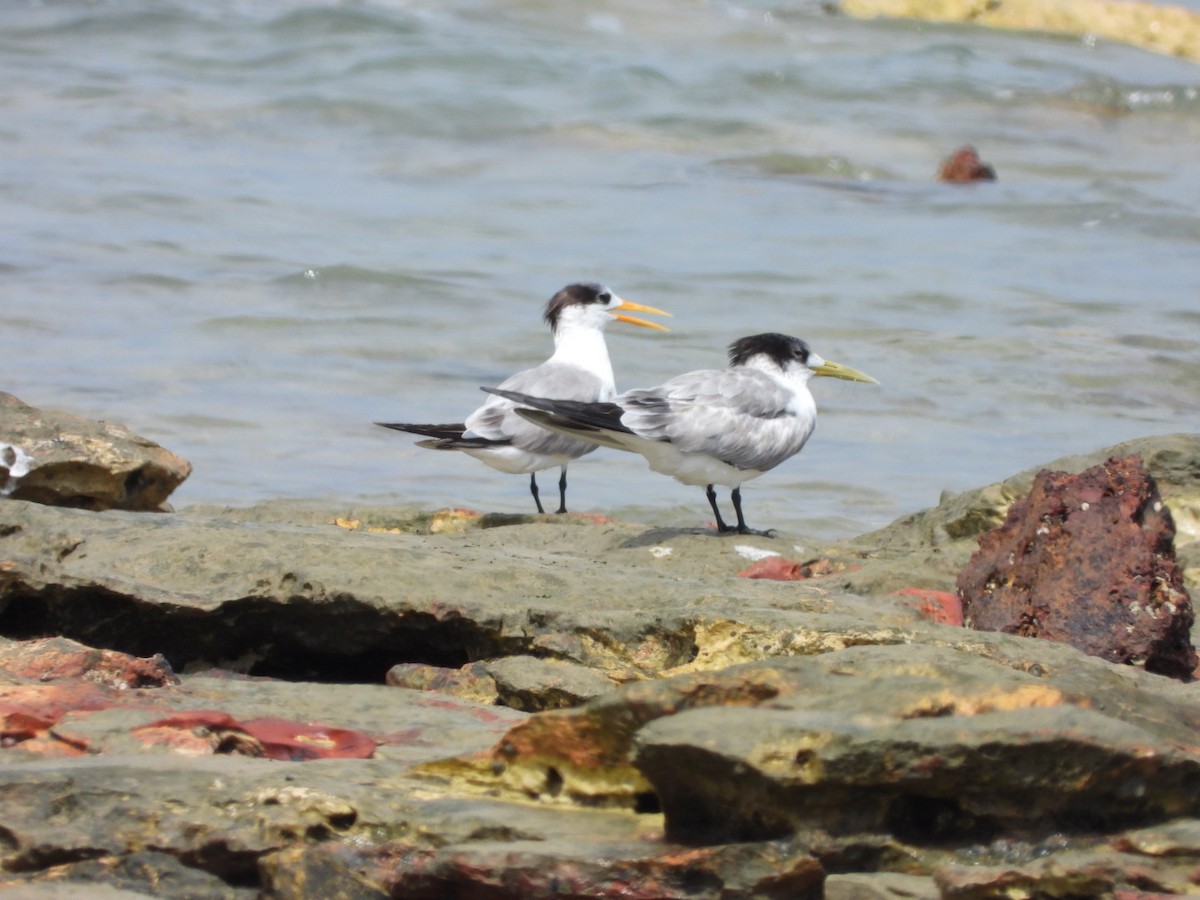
[734,545,780,562]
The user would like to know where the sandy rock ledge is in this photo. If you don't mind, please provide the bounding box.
[0,434,1198,897]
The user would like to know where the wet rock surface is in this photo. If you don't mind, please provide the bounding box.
[0,392,191,511]
[958,454,1196,678]
[0,433,1198,897]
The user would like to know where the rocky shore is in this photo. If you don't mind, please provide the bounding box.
[2,396,1199,898]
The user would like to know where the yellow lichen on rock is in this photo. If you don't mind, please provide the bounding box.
[839,0,1200,62]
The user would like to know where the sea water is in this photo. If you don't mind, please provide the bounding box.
[2,0,1198,538]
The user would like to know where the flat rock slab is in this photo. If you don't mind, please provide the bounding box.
[629,644,1200,844]
[0,392,191,511]
[0,498,929,689]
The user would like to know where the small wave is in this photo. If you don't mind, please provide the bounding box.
[273,266,470,293]
[266,5,420,39]
[1058,79,1200,115]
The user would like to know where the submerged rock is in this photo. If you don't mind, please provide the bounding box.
[0,392,191,511]
[937,145,996,183]
[957,455,1196,679]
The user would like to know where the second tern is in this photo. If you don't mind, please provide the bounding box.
[485,332,876,534]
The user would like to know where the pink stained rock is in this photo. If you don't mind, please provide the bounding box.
[0,636,178,689]
[956,454,1196,679]
[895,588,964,626]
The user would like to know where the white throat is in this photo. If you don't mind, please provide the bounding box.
[549,320,616,391]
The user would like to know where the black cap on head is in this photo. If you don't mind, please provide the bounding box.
[728,333,810,368]
[543,283,612,331]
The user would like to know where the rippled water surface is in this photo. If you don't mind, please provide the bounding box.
[3,0,1199,537]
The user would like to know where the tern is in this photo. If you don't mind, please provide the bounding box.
[376,283,670,514]
[485,332,876,535]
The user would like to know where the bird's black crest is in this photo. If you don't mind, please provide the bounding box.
[728,333,810,368]
[543,283,611,331]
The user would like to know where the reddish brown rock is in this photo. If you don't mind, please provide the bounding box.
[0,636,178,688]
[133,710,377,761]
[737,556,854,581]
[937,145,996,183]
[957,455,1196,679]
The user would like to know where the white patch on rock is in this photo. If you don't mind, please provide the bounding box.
[0,443,34,496]
[735,545,780,562]
[648,546,673,558]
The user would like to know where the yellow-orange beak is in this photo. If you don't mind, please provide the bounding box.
[611,298,671,332]
[811,359,878,384]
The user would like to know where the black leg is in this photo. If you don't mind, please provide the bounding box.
[556,467,568,514]
[732,486,775,537]
[706,484,735,533]
[529,472,546,514]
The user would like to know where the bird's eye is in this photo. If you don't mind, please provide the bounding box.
[596,290,611,304]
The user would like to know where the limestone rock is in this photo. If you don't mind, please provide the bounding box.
[0,498,925,686]
[1,437,1200,896]
[385,657,617,711]
[957,455,1196,679]
[0,392,191,511]
[838,0,1200,64]
[628,644,1200,845]
[825,873,940,900]
[484,655,617,710]
[386,661,500,705]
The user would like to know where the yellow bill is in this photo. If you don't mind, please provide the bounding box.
[611,299,671,332]
[812,359,878,384]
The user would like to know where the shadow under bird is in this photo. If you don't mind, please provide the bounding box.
[484,332,877,535]
[376,283,670,514]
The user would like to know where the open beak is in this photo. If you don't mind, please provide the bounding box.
[811,359,878,384]
[611,298,671,332]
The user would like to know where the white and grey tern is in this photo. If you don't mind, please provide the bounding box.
[377,283,670,514]
[485,332,876,535]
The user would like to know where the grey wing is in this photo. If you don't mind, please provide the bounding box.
[467,363,607,457]
[620,369,812,471]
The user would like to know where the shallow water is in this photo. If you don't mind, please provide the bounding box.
[2,0,1198,539]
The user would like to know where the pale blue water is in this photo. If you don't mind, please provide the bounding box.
[2,0,1199,538]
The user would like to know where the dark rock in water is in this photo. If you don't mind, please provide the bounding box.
[937,145,996,182]
[0,392,191,511]
[957,455,1196,679]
